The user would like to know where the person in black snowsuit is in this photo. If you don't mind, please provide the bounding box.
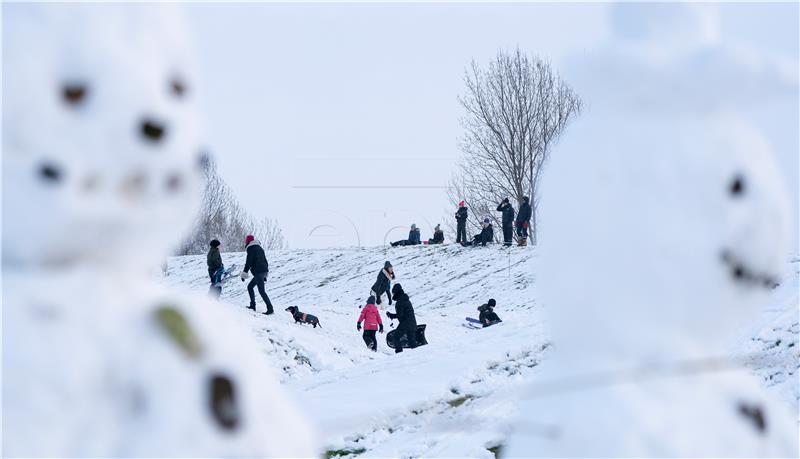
[391,224,421,247]
[461,218,494,247]
[515,196,532,246]
[455,201,468,244]
[370,261,395,306]
[207,239,223,282]
[427,224,444,245]
[478,299,502,327]
[386,283,417,353]
[241,234,274,314]
[496,198,515,247]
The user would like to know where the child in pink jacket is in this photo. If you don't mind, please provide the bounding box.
[357,295,384,351]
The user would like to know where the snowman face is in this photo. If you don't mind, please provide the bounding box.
[540,113,791,363]
[2,4,203,268]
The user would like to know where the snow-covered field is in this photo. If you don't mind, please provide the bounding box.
[162,245,798,457]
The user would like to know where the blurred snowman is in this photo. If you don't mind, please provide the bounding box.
[3,4,315,457]
[505,112,797,457]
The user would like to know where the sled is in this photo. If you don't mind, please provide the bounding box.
[386,324,428,349]
[464,316,502,328]
[208,264,238,298]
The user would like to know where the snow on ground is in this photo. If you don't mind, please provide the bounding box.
[162,245,797,457]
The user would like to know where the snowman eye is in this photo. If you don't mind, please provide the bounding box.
[39,162,63,183]
[61,82,88,106]
[729,175,745,197]
[170,77,187,99]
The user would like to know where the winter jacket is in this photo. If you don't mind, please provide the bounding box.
[387,285,416,326]
[408,228,421,245]
[516,201,531,227]
[207,246,222,272]
[358,303,383,331]
[497,202,515,226]
[478,304,501,325]
[371,268,394,297]
[474,224,494,245]
[455,206,468,223]
[243,240,269,274]
[430,230,444,244]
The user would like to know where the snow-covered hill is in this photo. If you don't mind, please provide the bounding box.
[161,245,798,457]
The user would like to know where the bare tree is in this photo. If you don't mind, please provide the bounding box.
[448,48,582,245]
[176,154,286,255]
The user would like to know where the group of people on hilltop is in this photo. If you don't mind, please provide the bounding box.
[388,197,530,248]
[390,224,445,247]
[456,197,532,247]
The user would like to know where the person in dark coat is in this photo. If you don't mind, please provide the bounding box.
[461,218,494,247]
[207,239,223,282]
[386,283,417,353]
[515,196,532,246]
[427,224,444,245]
[390,224,421,247]
[478,299,502,327]
[370,261,395,306]
[496,198,515,247]
[455,201,468,244]
[241,234,274,314]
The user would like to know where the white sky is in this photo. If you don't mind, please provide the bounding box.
[183,2,798,250]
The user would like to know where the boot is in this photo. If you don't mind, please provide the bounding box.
[520,238,528,247]
[247,304,256,311]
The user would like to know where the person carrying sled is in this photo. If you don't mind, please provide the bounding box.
[390,224,421,247]
[496,198,515,247]
[386,283,417,353]
[427,224,444,245]
[455,201,468,244]
[515,196,532,246]
[461,218,494,247]
[207,239,223,283]
[357,296,384,351]
[241,234,274,314]
[370,261,395,306]
[478,299,502,327]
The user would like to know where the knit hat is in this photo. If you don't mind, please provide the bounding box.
[459,200,465,207]
[384,260,392,269]
[411,224,417,230]
[435,224,440,230]
[392,283,404,296]
[209,239,220,247]
[523,196,530,203]
[483,217,490,224]
[367,295,376,305]
[488,298,496,307]
[245,235,255,245]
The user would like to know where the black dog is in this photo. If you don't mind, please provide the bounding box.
[285,306,321,328]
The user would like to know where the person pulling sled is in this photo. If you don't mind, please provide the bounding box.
[386,283,417,353]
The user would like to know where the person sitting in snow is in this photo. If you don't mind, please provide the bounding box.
[357,296,384,351]
[390,224,421,247]
[241,234,275,315]
[386,283,417,353]
[370,261,395,306]
[427,224,444,245]
[478,299,502,327]
[461,218,494,247]
[207,239,223,283]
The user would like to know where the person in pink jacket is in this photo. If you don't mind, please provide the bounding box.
[357,295,384,351]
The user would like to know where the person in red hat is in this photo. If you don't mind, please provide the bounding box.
[455,200,468,244]
[241,234,274,314]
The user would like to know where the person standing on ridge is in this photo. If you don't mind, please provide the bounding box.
[241,234,274,314]
[455,201,468,244]
[496,198,515,247]
[515,196,532,246]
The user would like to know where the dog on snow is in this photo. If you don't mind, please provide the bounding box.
[285,306,321,328]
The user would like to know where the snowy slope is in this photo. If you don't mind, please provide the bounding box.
[162,245,798,457]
